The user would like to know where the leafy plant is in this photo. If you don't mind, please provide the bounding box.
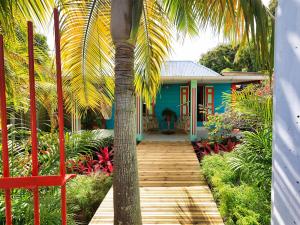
[0,188,77,225]
[204,114,234,141]
[229,129,272,193]
[0,129,114,223]
[201,154,271,225]
[67,174,112,224]
[67,146,114,175]
[96,147,114,175]
[193,139,239,161]
[224,84,273,130]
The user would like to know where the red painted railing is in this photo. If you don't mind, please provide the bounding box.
[0,8,75,225]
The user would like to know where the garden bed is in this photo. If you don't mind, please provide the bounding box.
[0,129,114,224]
[192,137,239,161]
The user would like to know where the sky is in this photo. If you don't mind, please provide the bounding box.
[44,0,271,62]
[169,29,226,62]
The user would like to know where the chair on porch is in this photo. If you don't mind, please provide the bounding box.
[177,115,190,133]
[143,115,159,132]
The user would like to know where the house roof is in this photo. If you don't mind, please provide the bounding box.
[161,61,221,77]
[160,61,268,84]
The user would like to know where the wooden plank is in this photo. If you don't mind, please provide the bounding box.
[89,142,224,225]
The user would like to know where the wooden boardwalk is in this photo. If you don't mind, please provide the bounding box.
[89,142,224,225]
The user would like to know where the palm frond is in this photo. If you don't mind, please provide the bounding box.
[135,0,172,106]
[0,0,54,35]
[162,0,199,36]
[60,0,114,117]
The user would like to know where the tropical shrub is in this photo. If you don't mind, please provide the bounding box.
[67,147,114,175]
[229,129,272,193]
[0,187,77,225]
[204,114,233,142]
[0,129,114,176]
[224,84,272,130]
[67,174,112,224]
[193,139,238,161]
[0,174,112,224]
[201,83,273,224]
[0,129,114,224]
[202,154,271,225]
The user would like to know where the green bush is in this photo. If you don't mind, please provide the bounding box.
[67,174,112,224]
[229,129,272,193]
[0,173,112,224]
[201,153,238,186]
[0,188,77,225]
[201,154,270,225]
[0,129,113,224]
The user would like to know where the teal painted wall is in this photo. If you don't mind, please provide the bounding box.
[155,84,183,130]
[105,83,231,129]
[106,104,115,129]
[213,83,232,114]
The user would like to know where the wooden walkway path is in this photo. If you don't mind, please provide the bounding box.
[89,142,224,225]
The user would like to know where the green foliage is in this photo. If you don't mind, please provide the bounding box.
[67,174,112,223]
[201,154,238,187]
[234,44,261,72]
[0,129,114,177]
[201,83,273,225]
[204,114,234,141]
[218,185,270,225]
[0,174,112,224]
[229,129,272,193]
[199,44,262,74]
[0,188,77,225]
[0,129,113,224]
[223,84,273,130]
[199,45,237,73]
[201,154,271,225]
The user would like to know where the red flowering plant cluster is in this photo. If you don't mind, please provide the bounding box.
[67,147,114,176]
[193,139,239,161]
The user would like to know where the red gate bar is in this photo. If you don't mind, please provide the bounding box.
[27,21,40,225]
[0,175,75,189]
[0,8,75,225]
[0,34,13,225]
[54,8,68,225]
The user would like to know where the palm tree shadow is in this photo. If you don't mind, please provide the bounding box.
[176,189,213,225]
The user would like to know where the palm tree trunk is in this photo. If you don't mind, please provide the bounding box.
[113,41,142,225]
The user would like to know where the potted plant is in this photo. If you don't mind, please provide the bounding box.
[162,108,177,133]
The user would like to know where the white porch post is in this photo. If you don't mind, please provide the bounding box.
[136,95,143,141]
[272,1,300,224]
[190,80,197,141]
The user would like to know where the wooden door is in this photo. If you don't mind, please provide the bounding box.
[205,86,214,119]
[180,86,189,117]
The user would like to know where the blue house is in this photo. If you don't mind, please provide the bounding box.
[106,61,266,141]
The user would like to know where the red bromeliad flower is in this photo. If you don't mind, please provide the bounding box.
[66,147,114,175]
[96,147,114,175]
[193,139,239,161]
[213,143,220,154]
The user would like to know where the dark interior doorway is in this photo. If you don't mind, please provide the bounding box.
[197,85,205,122]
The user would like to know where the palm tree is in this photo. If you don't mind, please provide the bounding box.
[110,2,144,222]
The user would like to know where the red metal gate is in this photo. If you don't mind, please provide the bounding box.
[0,8,75,225]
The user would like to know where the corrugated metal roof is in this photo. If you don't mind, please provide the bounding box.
[161,61,221,77]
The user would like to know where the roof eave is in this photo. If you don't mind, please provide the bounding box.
[161,75,268,84]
